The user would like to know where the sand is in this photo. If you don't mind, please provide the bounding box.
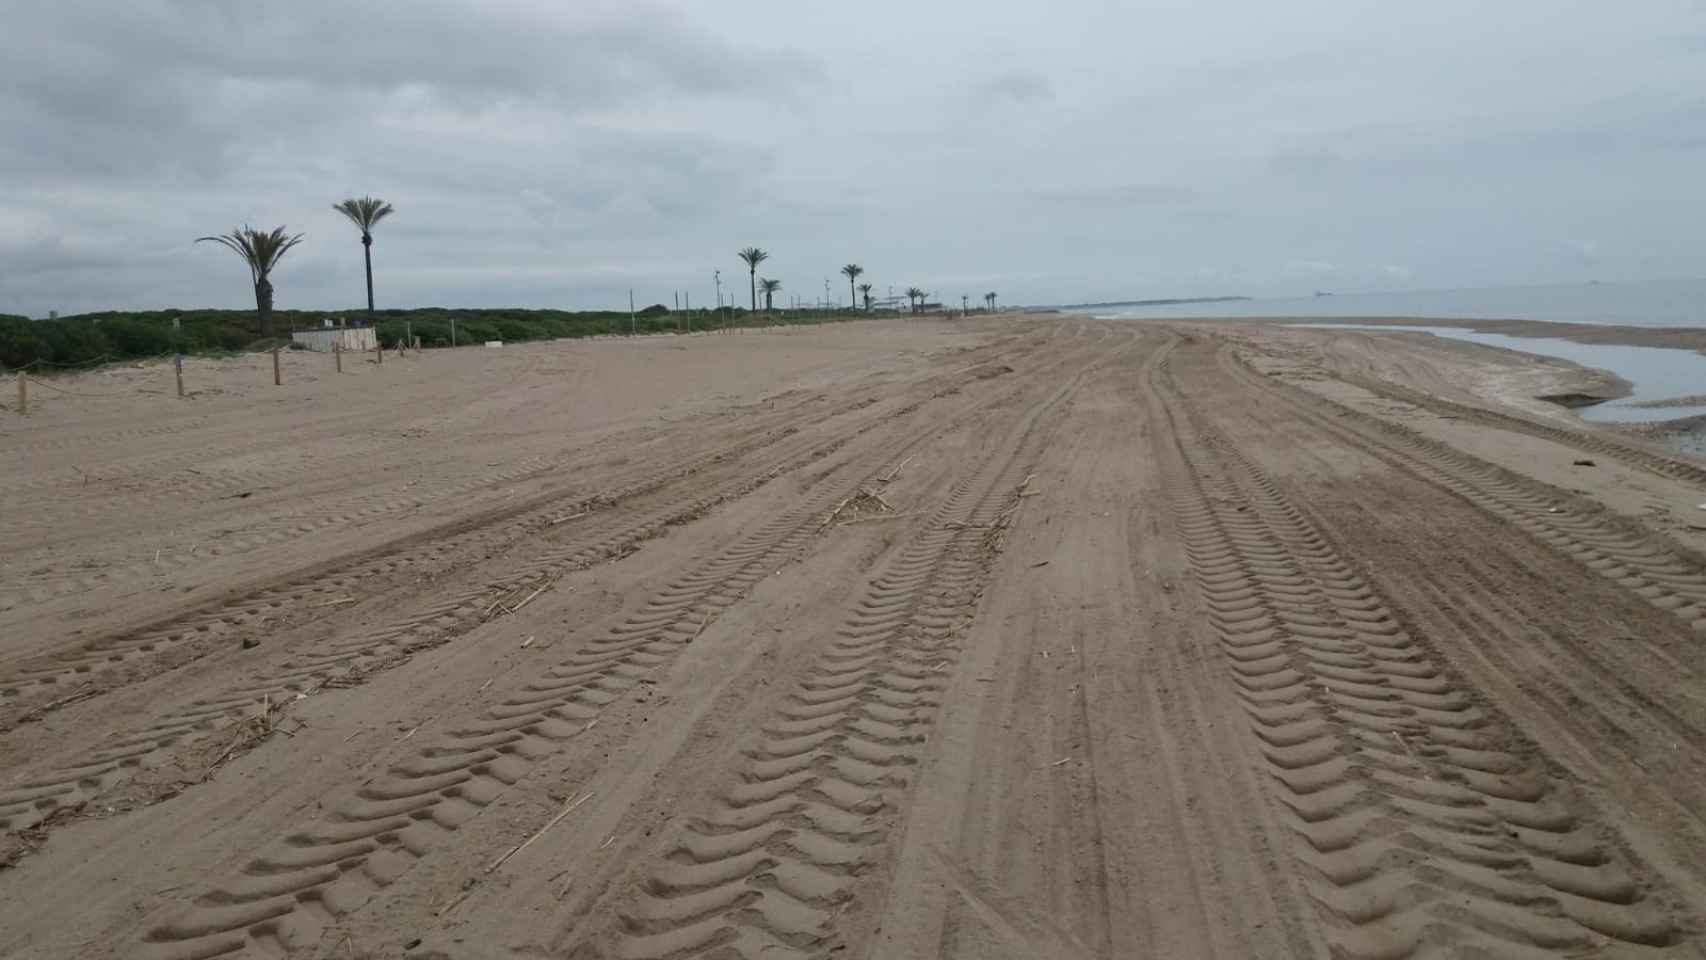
[3,316,1706,959]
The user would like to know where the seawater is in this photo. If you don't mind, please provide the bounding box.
[1080,278,1706,328]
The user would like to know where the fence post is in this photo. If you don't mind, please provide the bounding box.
[15,371,25,415]
[334,342,342,373]
[272,345,282,386]
[175,354,185,398]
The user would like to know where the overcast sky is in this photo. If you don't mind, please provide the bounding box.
[3,1,1705,316]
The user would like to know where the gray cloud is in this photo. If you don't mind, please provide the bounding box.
[2,1,1705,316]
[976,70,1053,104]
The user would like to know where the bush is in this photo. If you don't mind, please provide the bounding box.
[0,303,869,370]
[99,317,177,356]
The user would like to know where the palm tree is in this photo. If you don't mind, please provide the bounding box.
[332,197,395,319]
[759,277,781,313]
[985,291,997,312]
[858,282,873,311]
[905,286,925,313]
[840,264,863,311]
[197,225,305,338]
[738,247,768,311]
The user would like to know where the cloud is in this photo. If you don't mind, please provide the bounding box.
[3,0,1706,315]
[975,69,1053,104]
[1286,260,1338,276]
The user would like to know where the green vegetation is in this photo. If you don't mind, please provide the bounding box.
[0,305,870,371]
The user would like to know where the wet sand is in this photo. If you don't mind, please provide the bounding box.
[1264,313,1706,353]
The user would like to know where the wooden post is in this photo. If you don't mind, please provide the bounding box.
[334,342,342,373]
[405,321,413,352]
[175,354,185,398]
[16,372,25,415]
[272,345,282,385]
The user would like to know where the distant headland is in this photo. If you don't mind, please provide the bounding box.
[1060,296,1253,310]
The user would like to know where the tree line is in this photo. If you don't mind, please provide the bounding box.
[5,195,1006,370]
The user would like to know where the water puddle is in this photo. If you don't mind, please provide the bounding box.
[1295,324,1706,423]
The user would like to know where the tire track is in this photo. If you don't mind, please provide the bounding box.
[1151,350,1685,958]
[574,364,1087,960]
[0,367,970,712]
[1,332,1050,690]
[0,415,804,708]
[132,430,955,960]
[2,335,1081,758]
[0,383,862,606]
[1215,346,1706,634]
[0,388,948,831]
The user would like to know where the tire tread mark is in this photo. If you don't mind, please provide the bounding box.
[0,403,934,832]
[587,369,1082,960]
[1152,350,1684,959]
[1220,347,1706,635]
[129,340,1100,959]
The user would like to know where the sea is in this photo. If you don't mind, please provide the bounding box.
[1078,278,1706,328]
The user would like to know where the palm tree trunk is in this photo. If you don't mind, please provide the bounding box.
[255,277,275,338]
[362,234,375,316]
[749,269,757,312]
[848,279,855,311]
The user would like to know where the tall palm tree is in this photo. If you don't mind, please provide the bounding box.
[759,277,781,313]
[858,282,873,311]
[905,286,925,313]
[738,247,768,311]
[332,196,395,319]
[197,225,305,338]
[840,264,863,310]
[985,291,997,311]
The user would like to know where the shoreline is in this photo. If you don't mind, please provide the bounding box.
[1266,314,1706,353]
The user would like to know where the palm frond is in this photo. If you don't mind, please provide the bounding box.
[197,225,304,283]
[758,277,782,293]
[840,263,863,280]
[738,246,769,268]
[334,196,395,234]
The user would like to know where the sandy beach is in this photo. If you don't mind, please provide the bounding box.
[4,315,1706,958]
